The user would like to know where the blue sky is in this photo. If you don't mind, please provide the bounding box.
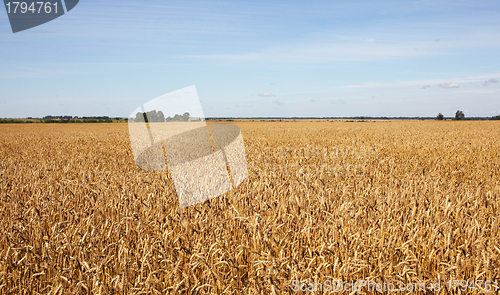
[1,0,499,118]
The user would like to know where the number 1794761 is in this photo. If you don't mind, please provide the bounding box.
[5,2,58,14]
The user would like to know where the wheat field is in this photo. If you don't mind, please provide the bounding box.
[0,121,499,294]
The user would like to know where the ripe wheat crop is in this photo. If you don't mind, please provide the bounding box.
[0,121,499,294]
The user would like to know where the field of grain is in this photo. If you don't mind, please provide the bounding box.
[1,121,499,294]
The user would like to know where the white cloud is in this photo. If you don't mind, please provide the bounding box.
[422,85,431,89]
[258,92,276,97]
[340,74,500,89]
[438,82,459,88]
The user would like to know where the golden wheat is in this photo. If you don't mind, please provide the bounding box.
[0,121,499,294]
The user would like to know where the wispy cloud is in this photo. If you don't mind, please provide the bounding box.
[184,22,500,63]
[438,82,459,88]
[187,42,429,62]
[258,92,276,97]
[342,82,392,89]
[460,89,500,94]
[483,78,498,86]
[341,74,500,89]
[331,99,347,105]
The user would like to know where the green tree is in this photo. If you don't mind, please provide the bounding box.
[146,110,157,122]
[455,110,465,120]
[436,113,444,120]
[135,112,145,122]
[157,111,165,122]
[173,114,182,121]
[135,110,165,122]
[164,112,191,122]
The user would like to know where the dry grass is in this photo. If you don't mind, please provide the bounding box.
[0,121,499,294]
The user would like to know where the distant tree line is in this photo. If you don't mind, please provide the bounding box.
[134,111,191,122]
[43,115,113,120]
[166,112,190,122]
[208,115,500,120]
[43,115,75,120]
[39,115,118,123]
[134,110,165,123]
[435,110,500,121]
[0,118,117,123]
[3,111,500,124]
[42,118,113,123]
[0,119,36,124]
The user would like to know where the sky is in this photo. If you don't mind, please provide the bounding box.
[1,0,500,118]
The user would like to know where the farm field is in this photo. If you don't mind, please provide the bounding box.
[0,121,499,294]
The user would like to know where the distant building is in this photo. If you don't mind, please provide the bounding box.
[188,117,202,122]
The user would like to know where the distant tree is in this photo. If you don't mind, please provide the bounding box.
[455,110,465,120]
[162,112,191,122]
[173,114,182,121]
[436,113,444,120]
[135,112,145,122]
[157,111,165,122]
[135,110,166,122]
[147,110,157,122]
[492,114,500,120]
